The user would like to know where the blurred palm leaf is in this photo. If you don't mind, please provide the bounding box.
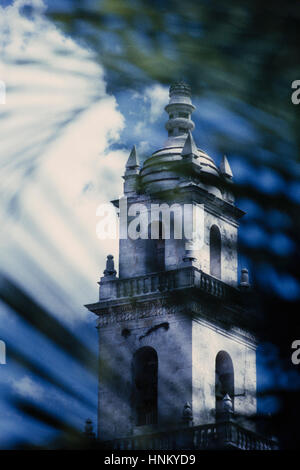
[0,0,300,449]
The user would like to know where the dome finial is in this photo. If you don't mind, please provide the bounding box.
[169,80,192,98]
[181,401,193,426]
[104,254,117,277]
[84,418,95,439]
[165,81,195,144]
[240,267,250,289]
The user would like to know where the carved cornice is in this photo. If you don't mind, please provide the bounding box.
[96,298,180,328]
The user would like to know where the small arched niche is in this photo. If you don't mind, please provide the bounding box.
[132,346,158,426]
[215,350,234,416]
[210,225,221,279]
[146,220,165,272]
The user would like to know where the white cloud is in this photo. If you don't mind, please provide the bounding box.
[0,1,126,325]
[11,376,44,399]
[138,140,151,155]
[134,121,144,136]
[145,83,169,123]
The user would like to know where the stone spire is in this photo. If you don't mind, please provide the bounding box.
[125,145,139,172]
[181,130,198,157]
[124,145,140,194]
[164,81,196,146]
[220,155,233,179]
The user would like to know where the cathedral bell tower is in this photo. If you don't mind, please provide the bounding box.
[86,82,273,450]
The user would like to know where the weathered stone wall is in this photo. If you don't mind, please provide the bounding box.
[98,306,192,441]
[118,197,238,287]
[192,318,256,428]
[97,301,256,440]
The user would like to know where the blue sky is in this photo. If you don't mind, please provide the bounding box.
[0,0,299,448]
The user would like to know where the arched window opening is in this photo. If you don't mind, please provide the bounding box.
[210,225,221,279]
[146,221,165,272]
[215,351,234,416]
[132,347,158,426]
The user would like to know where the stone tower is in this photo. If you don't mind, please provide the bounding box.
[86,82,273,450]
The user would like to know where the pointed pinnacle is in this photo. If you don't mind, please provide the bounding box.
[181,131,198,157]
[126,145,140,169]
[220,155,233,178]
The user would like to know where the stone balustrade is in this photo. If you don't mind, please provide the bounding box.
[100,266,237,302]
[105,421,275,450]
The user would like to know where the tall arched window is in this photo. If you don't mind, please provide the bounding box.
[210,225,221,279]
[215,351,234,416]
[146,221,165,272]
[132,347,158,426]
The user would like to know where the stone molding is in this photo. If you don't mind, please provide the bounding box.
[96,299,180,328]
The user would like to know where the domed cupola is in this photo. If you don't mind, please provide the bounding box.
[140,82,230,200]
